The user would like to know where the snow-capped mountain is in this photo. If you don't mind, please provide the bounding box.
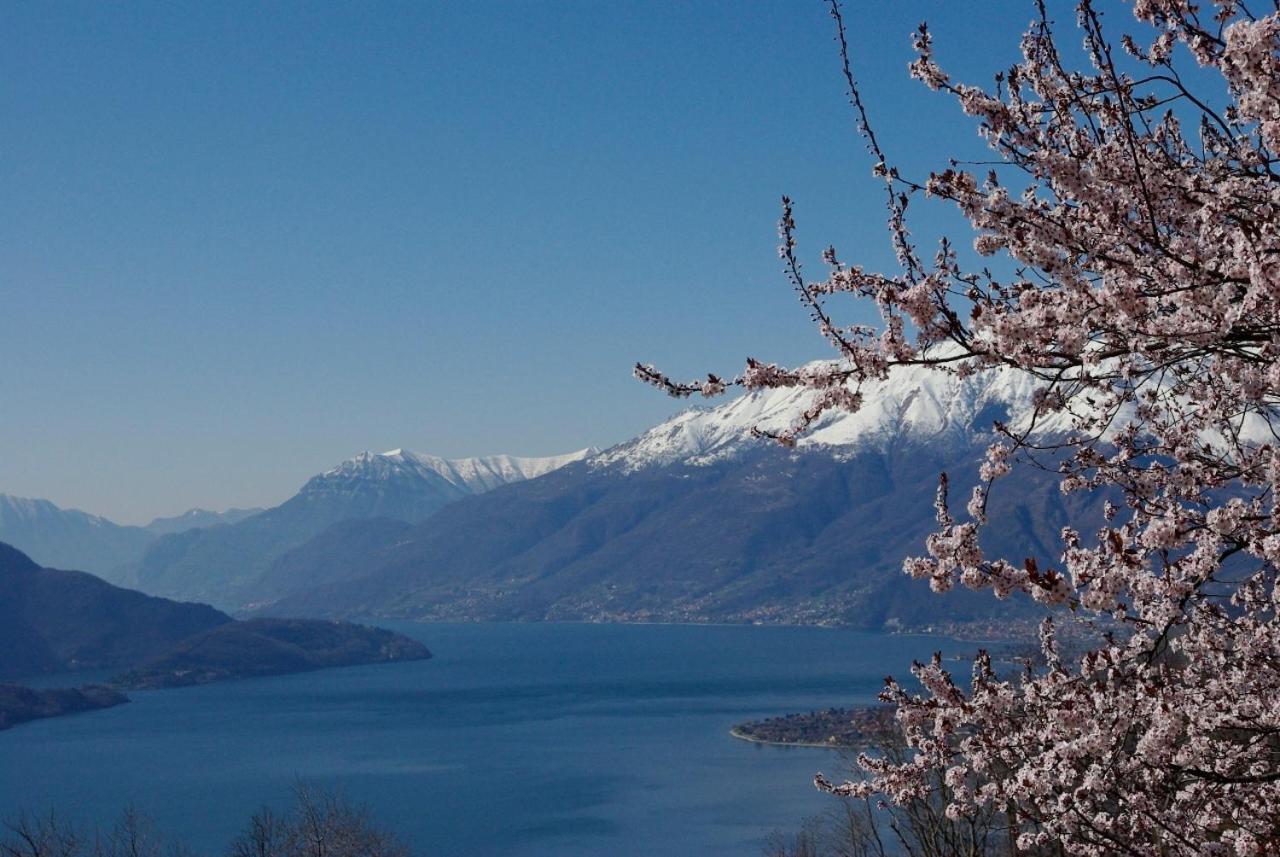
[600,354,1275,474]
[255,365,1102,629]
[309,448,597,498]
[597,360,1056,471]
[131,446,597,607]
[291,448,598,524]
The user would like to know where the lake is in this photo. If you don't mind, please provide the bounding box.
[0,622,969,856]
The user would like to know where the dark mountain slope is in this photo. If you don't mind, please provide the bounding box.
[114,618,431,689]
[261,445,1101,629]
[243,359,1112,629]
[132,489,471,608]
[250,518,415,604]
[0,543,431,696]
[0,684,128,730]
[0,542,230,680]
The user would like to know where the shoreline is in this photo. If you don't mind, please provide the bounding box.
[383,616,1018,643]
[728,726,850,750]
[730,704,895,750]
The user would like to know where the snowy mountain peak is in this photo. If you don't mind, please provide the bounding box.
[314,447,598,495]
[595,360,1068,471]
[143,506,265,536]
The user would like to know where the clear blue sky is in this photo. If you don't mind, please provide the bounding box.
[2,1,1058,523]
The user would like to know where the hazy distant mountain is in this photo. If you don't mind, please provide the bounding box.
[0,494,153,579]
[131,448,597,608]
[144,507,264,536]
[256,361,1108,629]
[0,494,265,583]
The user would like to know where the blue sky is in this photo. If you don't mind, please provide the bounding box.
[2,1,1061,522]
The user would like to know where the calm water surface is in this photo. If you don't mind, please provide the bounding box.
[0,622,968,855]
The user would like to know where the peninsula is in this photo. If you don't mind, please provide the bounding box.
[731,705,895,749]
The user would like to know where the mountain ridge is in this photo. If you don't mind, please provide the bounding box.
[317,447,598,492]
[129,446,600,607]
[0,494,267,580]
[144,506,264,536]
[27,360,1115,627]
[595,359,1063,472]
[249,361,1110,628]
[0,494,154,579]
[0,540,231,679]
[258,441,1088,629]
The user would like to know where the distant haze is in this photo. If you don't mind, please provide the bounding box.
[1,1,1039,522]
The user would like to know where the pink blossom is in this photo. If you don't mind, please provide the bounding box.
[639,0,1280,849]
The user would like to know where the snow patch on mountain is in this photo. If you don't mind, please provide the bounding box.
[313,447,598,495]
[596,361,1074,471]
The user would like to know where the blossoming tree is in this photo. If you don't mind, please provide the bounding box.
[638,1,1280,852]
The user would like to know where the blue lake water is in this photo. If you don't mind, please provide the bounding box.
[0,622,968,855]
